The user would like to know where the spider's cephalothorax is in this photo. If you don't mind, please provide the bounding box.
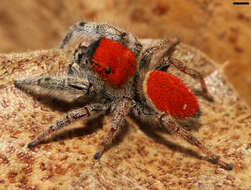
[14,21,232,170]
[86,38,137,88]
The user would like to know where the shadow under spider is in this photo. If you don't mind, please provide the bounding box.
[20,87,89,112]
[132,117,211,163]
[30,93,210,164]
[40,115,104,145]
[38,115,130,156]
[99,121,130,156]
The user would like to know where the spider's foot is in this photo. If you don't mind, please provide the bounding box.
[204,92,214,102]
[94,146,105,160]
[225,163,233,171]
[207,96,214,102]
[93,152,102,160]
[14,80,23,88]
[219,160,233,171]
[211,156,232,170]
[27,142,35,149]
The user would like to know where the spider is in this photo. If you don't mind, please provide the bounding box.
[14,21,232,170]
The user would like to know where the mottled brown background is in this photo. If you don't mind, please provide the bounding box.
[1,40,251,190]
[0,0,251,107]
[0,1,251,189]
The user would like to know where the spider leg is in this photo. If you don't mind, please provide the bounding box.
[168,57,214,101]
[132,105,232,170]
[94,98,132,159]
[139,37,180,71]
[160,114,231,170]
[59,22,85,49]
[28,103,108,148]
[14,76,95,102]
[59,21,131,49]
[139,39,213,101]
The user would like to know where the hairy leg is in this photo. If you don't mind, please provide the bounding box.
[168,57,213,101]
[28,103,108,148]
[132,105,232,170]
[59,21,88,49]
[59,21,125,49]
[139,37,180,71]
[94,98,132,159]
[160,114,231,170]
[59,21,142,57]
[14,76,94,102]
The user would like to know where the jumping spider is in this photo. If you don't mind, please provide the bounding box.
[14,21,232,170]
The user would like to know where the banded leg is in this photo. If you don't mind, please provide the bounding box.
[139,37,180,71]
[59,21,88,49]
[28,104,108,148]
[94,98,132,159]
[14,76,94,102]
[168,57,213,101]
[132,105,232,170]
[59,21,131,50]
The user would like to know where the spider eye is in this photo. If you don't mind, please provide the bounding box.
[78,52,83,60]
[105,66,111,74]
[74,45,87,64]
[75,52,84,64]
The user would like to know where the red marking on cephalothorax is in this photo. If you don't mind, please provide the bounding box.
[144,71,199,118]
[91,38,137,88]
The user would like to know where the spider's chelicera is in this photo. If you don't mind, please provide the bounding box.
[14,22,232,170]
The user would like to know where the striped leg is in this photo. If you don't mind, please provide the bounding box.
[94,98,132,159]
[28,104,108,148]
[132,105,232,170]
[14,76,94,102]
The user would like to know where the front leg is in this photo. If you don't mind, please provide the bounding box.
[132,105,232,170]
[94,98,132,159]
[58,21,142,57]
[14,76,95,102]
[28,103,108,148]
[59,21,130,49]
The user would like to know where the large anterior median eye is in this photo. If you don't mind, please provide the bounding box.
[88,38,137,88]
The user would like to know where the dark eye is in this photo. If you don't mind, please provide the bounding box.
[105,66,111,74]
[74,45,87,64]
[78,52,83,60]
[74,52,84,64]
[73,49,82,63]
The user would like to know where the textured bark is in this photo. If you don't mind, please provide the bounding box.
[0,40,250,189]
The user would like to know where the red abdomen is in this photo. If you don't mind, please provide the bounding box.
[144,71,199,118]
